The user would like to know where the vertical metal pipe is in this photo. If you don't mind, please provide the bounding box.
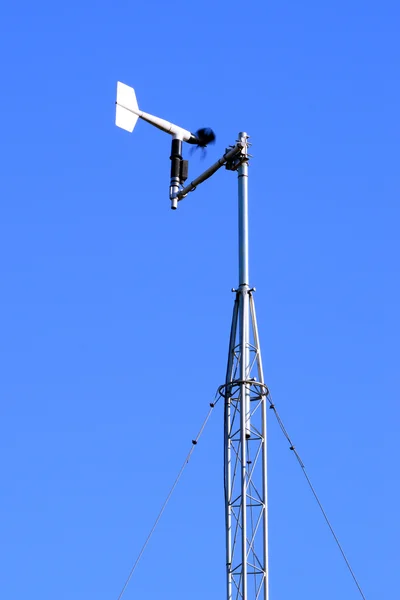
[238,133,251,441]
[237,132,250,600]
[239,298,248,600]
[224,391,232,600]
[238,134,249,288]
[250,295,269,600]
[225,295,239,600]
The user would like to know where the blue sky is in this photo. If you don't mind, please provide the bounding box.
[0,0,399,598]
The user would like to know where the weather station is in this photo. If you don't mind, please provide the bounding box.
[114,82,367,600]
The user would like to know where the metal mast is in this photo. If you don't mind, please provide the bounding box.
[115,94,269,600]
[219,133,269,600]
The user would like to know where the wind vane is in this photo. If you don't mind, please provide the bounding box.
[116,81,216,209]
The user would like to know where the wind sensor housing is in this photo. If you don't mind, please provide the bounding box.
[115,82,215,208]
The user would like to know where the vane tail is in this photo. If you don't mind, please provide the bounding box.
[115,82,139,133]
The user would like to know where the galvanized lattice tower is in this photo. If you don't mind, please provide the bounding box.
[219,133,269,600]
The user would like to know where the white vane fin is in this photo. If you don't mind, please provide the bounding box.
[115,82,139,133]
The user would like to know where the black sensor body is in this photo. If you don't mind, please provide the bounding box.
[170,139,182,180]
[170,139,189,185]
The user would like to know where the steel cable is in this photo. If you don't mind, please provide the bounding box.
[115,393,219,600]
[115,387,366,600]
[267,394,367,600]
